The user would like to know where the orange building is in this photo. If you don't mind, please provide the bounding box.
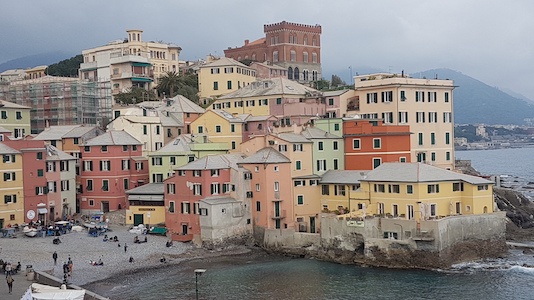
[343,118,412,170]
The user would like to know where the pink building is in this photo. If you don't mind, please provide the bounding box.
[239,147,295,230]
[242,115,278,142]
[3,139,48,223]
[164,154,245,242]
[79,131,148,214]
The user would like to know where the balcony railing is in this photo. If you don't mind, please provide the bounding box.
[271,209,286,220]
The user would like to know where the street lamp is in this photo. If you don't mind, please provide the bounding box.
[195,269,206,300]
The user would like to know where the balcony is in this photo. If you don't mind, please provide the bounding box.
[80,61,97,71]
[110,53,150,65]
[271,209,286,220]
[111,71,154,81]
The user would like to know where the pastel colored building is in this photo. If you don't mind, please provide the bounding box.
[210,77,325,126]
[319,170,369,214]
[109,96,205,154]
[164,154,246,243]
[44,145,77,219]
[354,73,455,169]
[323,89,358,119]
[198,57,256,100]
[190,110,244,152]
[239,147,295,230]
[358,163,494,220]
[302,126,344,175]
[148,134,229,183]
[80,29,181,95]
[79,131,148,214]
[292,174,322,233]
[25,65,47,79]
[241,115,279,142]
[32,125,104,153]
[0,143,24,227]
[126,183,166,226]
[0,100,31,138]
[343,118,412,170]
[224,21,322,83]
[250,62,287,80]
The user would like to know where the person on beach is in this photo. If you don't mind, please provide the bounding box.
[124,243,128,252]
[134,236,139,243]
[63,262,69,276]
[53,251,58,265]
[5,262,12,277]
[129,256,134,263]
[68,257,73,276]
[6,274,13,294]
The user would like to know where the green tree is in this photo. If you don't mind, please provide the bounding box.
[156,71,199,103]
[331,74,345,87]
[114,87,157,104]
[313,80,330,90]
[46,55,83,77]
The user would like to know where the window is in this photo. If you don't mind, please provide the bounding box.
[294,180,305,187]
[102,180,109,191]
[297,195,304,205]
[290,50,296,61]
[86,179,93,191]
[122,159,130,170]
[256,184,260,192]
[256,201,261,212]
[333,159,339,170]
[373,138,381,149]
[353,139,360,149]
[210,183,220,195]
[143,125,147,135]
[244,172,252,180]
[1,111,7,119]
[418,133,424,146]
[211,169,220,177]
[318,141,324,151]
[224,67,234,73]
[431,133,436,145]
[210,68,220,74]
[169,201,175,213]
[16,111,22,119]
[273,51,278,62]
[378,203,385,215]
[293,144,303,152]
[382,112,393,124]
[61,180,70,191]
[334,123,340,131]
[334,185,346,196]
[415,91,425,102]
[317,159,327,171]
[100,160,111,171]
[227,81,232,89]
[278,144,287,152]
[310,180,318,186]
[374,158,382,168]
[101,145,108,152]
[427,184,440,193]
[328,98,334,106]
[446,151,451,161]
[4,195,16,204]
[416,112,425,123]
[428,92,437,102]
[431,152,436,161]
[197,126,203,134]
[430,204,437,217]
[46,162,56,172]
[381,91,393,102]
[37,169,44,177]
[392,204,399,217]
[453,182,464,192]
[3,172,15,181]
[407,185,413,194]
[445,92,450,103]
[322,185,329,195]
[136,162,144,170]
[366,93,378,103]
[296,160,301,170]
[213,81,218,90]
[312,53,317,63]
[399,111,408,124]
[132,145,137,151]
[169,157,176,165]
[123,178,129,190]
[193,170,202,177]
[153,173,164,182]
[478,185,489,191]
[274,166,279,172]
[429,112,438,123]
[389,184,400,193]
[274,181,279,192]
[182,202,191,214]
[374,184,385,193]
[445,132,451,145]
[193,184,202,195]
[37,152,43,160]
[230,124,235,133]
[47,181,57,193]
[333,141,339,150]
[276,98,282,105]
[400,91,406,101]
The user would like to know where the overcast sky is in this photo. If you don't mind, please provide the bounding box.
[2,0,534,98]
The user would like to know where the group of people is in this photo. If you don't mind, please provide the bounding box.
[62,257,73,284]
[2,260,21,294]
[133,235,147,244]
[102,235,119,242]
[166,240,173,248]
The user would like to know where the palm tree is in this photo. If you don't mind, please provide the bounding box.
[157,71,181,98]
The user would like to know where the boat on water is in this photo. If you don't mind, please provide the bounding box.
[23,226,39,237]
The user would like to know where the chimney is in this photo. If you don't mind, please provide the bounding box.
[244,40,249,45]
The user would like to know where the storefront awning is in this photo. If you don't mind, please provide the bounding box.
[38,208,48,214]
[132,77,153,82]
[132,62,152,67]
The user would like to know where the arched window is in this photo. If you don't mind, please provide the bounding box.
[290,50,296,62]
[312,70,318,81]
[288,67,293,80]
[252,53,256,60]
[303,52,308,63]
[273,51,278,62]
[294,67,300,81]
[303,70,309,81]
[312,53,317,63]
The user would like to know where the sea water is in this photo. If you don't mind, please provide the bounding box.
[87,148,534,299]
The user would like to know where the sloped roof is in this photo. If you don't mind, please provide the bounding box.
[176,153,246,170]
[155,134,196,153]
[251,62,286,71]
[45,144,76,161]
[126,183,164,195]
[160,95,205,114]
[276,132,312,143]
[320,170,369,184]
[200,195,238,205]
[246,38,266,46]
[62,126,101,138]
[0,126,11,133]
[239,147,290,164]
[0,143,20,155]
[33,125,83,140]
[0,100,31,109]
[218,77,318,99]
[83,130,141,146]
[211,110,244,123]
[362,163,493,184]
[201,57,249,68]
[301,127,341,139]
[323,89,351,97]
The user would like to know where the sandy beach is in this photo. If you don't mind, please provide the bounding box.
[0,224,194,286]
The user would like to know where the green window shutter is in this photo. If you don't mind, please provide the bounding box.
[12,173,15,181]
[35,187,39,195]
[12,155,16,162]
[13,195,16,203]
[4,195,8,204]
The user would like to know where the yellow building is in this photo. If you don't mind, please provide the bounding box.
[354,73,455,169]
[293,175,322,233]
[25,65,47,79]
[190,110,244,152]
[126,183,166,226]
[80,29,181,95]
[0,100,31,139]
[361,163,493,220]
[319,170,369,214]
[198,57,256,100]
[0,143,24,227]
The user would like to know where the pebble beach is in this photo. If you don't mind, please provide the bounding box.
[0,224,193,286]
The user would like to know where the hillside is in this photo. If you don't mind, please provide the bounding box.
[0,51,75,72]
[420,69,534,125]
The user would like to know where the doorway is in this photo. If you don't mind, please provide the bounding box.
[182,224,188,235]
[310,217,316,233]
[133,214,144,226]
[102,201,110,213]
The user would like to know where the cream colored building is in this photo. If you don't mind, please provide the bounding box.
[80,29,181,95]
[198,57,256,100]
[354,73,455,169]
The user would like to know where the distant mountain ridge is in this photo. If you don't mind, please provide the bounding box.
[0,51,75,72]
[419,69,534,125]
